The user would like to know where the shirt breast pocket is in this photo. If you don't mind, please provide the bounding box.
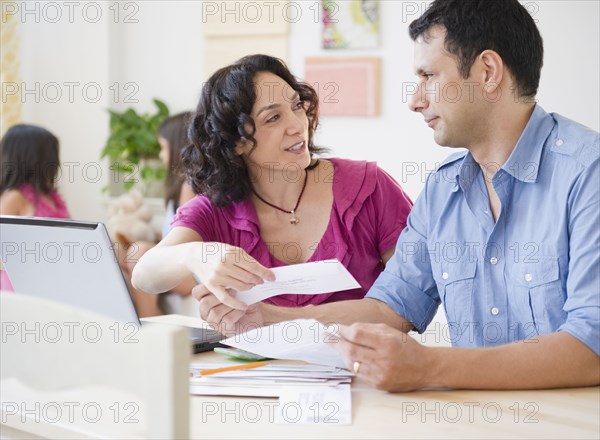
[512,258,565,336]
[432,260,477,341]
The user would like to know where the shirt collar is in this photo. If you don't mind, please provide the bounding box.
[457,153,480,192]
[501,104,555,183]
[453,104,556,189]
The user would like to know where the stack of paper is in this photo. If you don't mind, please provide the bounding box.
[189,363,352,397]
[189,316,355,424]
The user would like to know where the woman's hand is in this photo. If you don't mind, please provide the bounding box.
[185,242,275,311]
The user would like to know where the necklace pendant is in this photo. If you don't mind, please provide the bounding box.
[289,210,299,225]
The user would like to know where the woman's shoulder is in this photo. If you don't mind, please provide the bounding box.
[174,193,246,225]
[327,156,372,168]
[326,157,382,180]
[176,193,216,216]
[325,158,376,222]
[325,157,382,189]
[326,157,407,226]
[328,157,402,187]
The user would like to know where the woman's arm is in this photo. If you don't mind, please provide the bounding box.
[131,227,202,293]
[132,227,275,309]
[156,183,200,297]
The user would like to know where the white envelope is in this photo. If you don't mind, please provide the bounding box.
[234,259,360,305]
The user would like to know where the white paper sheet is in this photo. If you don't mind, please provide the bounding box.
[223,319,349,369]
[234,259,360,305]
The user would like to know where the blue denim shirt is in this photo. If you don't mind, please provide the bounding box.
[367,105,600,354]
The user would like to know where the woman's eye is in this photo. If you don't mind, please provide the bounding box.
[294,101,304,110]
[267,114,279,123]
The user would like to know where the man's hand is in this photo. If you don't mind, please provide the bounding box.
[334,323,435,392]
[192,284,265,335]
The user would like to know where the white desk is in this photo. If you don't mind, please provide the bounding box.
[145,315,600,439]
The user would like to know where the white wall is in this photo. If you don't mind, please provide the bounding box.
[18,1,111,221]
[14,0,600,219]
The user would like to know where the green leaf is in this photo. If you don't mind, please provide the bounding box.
[102,99,170,192]
[153,99,169,117]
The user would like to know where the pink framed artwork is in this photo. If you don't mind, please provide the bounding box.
[304,57,380,117]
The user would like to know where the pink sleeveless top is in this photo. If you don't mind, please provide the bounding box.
[19,183,70,218]
[0,184,70,292]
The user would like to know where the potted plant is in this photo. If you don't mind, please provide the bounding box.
[101,99,169,196]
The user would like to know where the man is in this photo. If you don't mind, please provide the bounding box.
[195,0,599,391]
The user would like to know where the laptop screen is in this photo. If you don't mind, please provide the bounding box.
[0,216,140,324]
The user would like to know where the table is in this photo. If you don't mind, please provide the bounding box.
[145,315,600,439]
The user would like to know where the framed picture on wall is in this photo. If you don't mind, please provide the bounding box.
[304,57,380,117]
[322,0,379,49]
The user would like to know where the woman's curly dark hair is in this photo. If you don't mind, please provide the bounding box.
[182,54,324,207]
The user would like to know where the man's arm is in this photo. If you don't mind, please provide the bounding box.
[335,323,599,391]
[194,285,414,335]
[261,247,406,327]
[432,332,600,389]
[262,298,413,329]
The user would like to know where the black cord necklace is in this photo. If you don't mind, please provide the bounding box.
[251,160,318,225]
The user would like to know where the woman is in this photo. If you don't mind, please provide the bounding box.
[132,55,412,326]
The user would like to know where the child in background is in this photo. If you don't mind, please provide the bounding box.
[0,124,70,291]
[120,112,197,316]
[158,112,196,236]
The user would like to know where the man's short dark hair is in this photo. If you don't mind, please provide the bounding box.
[409,0,544,98]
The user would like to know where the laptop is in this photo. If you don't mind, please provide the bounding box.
[0,216,226,353]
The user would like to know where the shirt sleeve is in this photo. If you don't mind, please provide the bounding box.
[372,167,413,255]
[170,195,217,242]
[366,175,441,332]
[558,156,600,356]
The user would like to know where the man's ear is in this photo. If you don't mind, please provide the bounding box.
[478,50,504,93]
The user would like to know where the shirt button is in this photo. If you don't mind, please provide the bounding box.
[442,272,449,280]
[491,307,500,316]
[525,273,533,282]
[489,257,498,265]
[555,139,564,147]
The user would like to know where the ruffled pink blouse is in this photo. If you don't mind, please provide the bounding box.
[171,158,413,307]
